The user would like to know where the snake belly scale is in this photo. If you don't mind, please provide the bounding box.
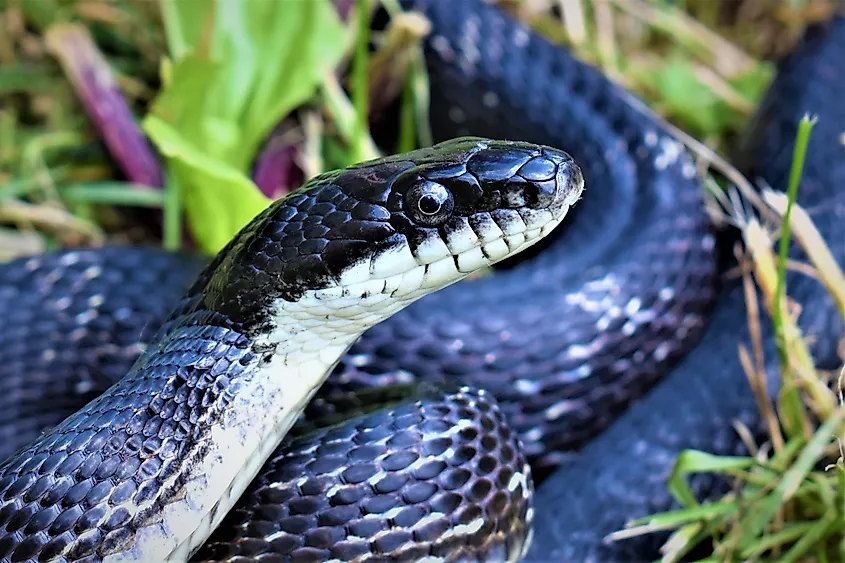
[0,139,583,562]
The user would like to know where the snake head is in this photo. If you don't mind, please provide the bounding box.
[197,137,582,334]
[382,136,584,276]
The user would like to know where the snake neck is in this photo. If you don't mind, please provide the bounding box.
[90,306,359,562]
[0,137,581,563]
[95,264,478,562]
[134,259,490,560]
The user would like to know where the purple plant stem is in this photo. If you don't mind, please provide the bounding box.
[45,23,164,188]
[334,0,355,21]
[251,117,304,200]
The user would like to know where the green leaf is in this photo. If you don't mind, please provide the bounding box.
[154,0,349,166]
[667,450,755,508]
[144,116,269,254]
[145,0,350,253]
[158,0,213,60]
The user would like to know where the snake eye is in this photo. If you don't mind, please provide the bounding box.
[406,181,454,226]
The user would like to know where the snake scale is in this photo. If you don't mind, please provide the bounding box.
[1,0,844,561]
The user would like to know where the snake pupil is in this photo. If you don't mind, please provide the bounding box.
[419,194,442,215]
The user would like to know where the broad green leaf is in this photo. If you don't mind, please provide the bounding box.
[158,0,213,60]
[147,56,239,164]
[153,0,349,166]
[144,116,270,254]
[145,0,349,253]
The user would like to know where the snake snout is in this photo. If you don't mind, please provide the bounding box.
[515,149,584,211]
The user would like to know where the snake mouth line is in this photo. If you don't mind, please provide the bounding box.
[318,174,576,306]
[315,203,570,306]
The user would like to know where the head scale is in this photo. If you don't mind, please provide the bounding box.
[196,137,583,333]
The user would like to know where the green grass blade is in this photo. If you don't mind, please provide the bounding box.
[735,409,845,548]
[57,183,165,207]
[162,171,182,251]
[624,500,739,531]
[351,0,370,163]
[0,167,72,200]
[778,509,838,563]
[667,450,755,508]
[396,55,417,154]
[741,520,827,558]
[772,114,817,367]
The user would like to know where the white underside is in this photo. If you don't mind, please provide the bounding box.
[101,341,355,563]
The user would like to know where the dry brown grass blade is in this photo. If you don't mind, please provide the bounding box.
[762,189,845,321]
[744,218,837,423]
[691,63,757,114]
[366,11,430,121]
[592,0,619,77]
[615,89,782,232]
[557,0,589,45]
[609,0,758,77]
[0,229,45,261]
[738,240,786,451]
[0,199,104,245]
[300,109,326,182]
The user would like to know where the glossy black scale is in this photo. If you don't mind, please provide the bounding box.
[193,387,531,563]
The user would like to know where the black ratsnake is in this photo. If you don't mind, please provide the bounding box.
[0,137,583,562]
[1,0,844,561]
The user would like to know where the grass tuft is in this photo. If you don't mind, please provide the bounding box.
[614,115,845,562]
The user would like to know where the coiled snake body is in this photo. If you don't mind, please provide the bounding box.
[1,0,844,561]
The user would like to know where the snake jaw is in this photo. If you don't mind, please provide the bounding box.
[317,137,583,305]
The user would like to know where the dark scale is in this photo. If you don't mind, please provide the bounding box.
[193,387,533,562]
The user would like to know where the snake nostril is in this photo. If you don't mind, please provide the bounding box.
[522,180,558,209]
